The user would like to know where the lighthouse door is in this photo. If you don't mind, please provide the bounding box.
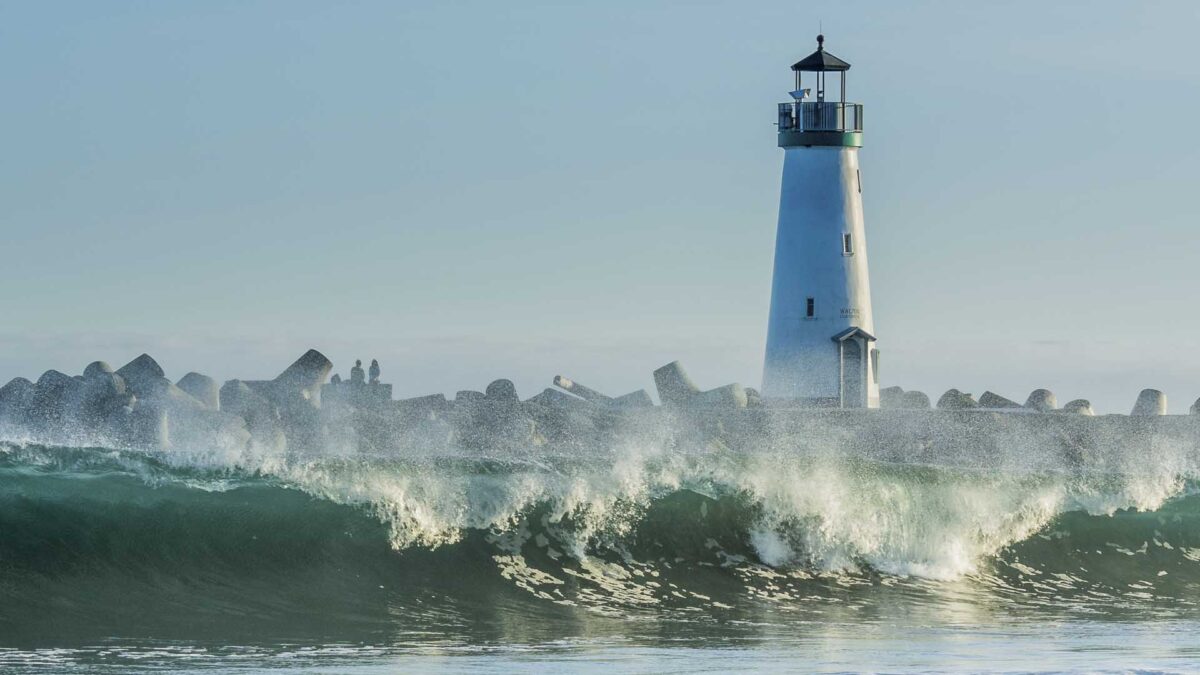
[840,338,865,408]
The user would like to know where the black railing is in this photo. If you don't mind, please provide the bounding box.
[778,102,863,133]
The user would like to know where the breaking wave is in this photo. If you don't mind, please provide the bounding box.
[4,425,1200,643]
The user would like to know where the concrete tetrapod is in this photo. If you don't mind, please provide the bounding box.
[0,377,35,425]
[1131,389,1167,416]
[653,361,747,409]
[73,369,131,428]
[178,373,220,410]
[117,354,164,379]
[937,389,978,410]
[485,379,520,403]
[691,384,748,408]
[979,392,1022,410]
[219,379,284,451]
[612,390,654,408]
[901,391,931,409]
[527,388,586,408]
[273,349,333,402]
[553,376,611,403]
[115,354,201,408]
[879,386,905,409]
[653,362,700,407]
[27,370,82,432]
[1024,390,1058,413]
[744,388,764,408]
[1061,399,1095,416]
[83,361,115,379]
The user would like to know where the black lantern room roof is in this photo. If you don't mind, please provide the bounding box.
[791,34,851,72]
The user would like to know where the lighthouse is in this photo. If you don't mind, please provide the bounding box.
[762,35,879,408]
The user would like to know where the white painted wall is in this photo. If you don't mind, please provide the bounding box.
[762,145,878,406]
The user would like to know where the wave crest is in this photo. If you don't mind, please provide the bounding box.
[3,439,1199,587]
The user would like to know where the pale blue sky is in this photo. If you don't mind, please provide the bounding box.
[2,1,1199,412]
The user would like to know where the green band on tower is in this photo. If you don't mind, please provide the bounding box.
[778,131,863,148]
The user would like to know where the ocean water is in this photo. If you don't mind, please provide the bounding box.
[3,420,1200,673]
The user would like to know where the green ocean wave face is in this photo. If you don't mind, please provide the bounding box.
[4,421,1200,655]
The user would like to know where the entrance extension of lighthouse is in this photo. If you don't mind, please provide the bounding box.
[832,326,876,409]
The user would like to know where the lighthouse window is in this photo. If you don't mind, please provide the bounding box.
[842,233,854,255]
[805,297,815,318]
[857,169,862,193]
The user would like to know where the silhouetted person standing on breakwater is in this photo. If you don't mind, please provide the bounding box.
[351,360,365,385]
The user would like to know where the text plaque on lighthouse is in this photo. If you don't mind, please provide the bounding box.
[762,35,879,409]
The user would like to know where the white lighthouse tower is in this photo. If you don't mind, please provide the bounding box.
[762,35,879,408]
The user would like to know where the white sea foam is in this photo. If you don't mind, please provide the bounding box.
[5,412,1200,583]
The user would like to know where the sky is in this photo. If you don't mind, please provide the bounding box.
[2,1,1199,413]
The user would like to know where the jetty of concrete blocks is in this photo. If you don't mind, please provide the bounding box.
[1,349,1197,457]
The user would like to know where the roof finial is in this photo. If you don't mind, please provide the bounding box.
[817,33,825,50]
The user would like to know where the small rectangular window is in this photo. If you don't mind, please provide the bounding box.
[805,297,815,318]
[857,169,862,193]
[843,233,853,255]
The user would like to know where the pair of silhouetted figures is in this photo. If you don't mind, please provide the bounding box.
[331,359,381,386]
